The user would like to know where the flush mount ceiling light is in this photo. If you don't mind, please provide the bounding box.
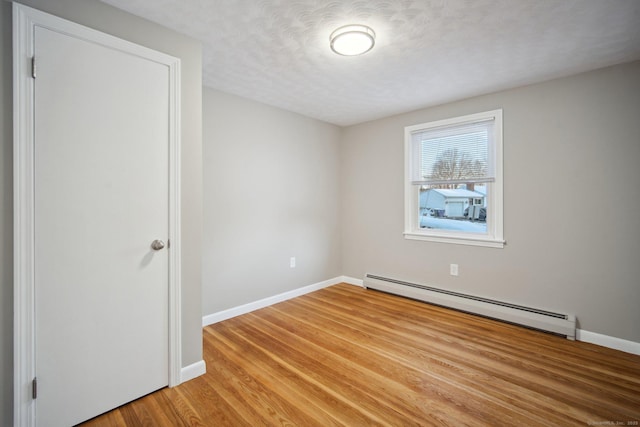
[330,24,376,56]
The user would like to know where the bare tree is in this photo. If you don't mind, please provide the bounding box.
[428,148,486,189]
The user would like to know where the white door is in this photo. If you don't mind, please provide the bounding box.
[32,21,171,427]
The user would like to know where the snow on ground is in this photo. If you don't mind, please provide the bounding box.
[419,216,487,233]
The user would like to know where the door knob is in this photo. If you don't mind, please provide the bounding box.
[151,240,165,251]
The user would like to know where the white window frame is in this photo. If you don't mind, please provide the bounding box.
[404,109,504,248]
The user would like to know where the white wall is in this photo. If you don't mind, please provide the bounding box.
[202,88,342,315]
[340,60,640,343]
[0,2,13,423]
[0,1,203,424]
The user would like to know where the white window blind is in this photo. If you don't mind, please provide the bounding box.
[410,118,495,185]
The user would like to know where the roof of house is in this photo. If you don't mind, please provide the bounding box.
[429,189,484,198]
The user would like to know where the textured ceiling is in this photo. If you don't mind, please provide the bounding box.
[101,0,640,126]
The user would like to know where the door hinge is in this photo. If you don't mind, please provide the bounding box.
[32,377,37,399]
[31,56,36,79]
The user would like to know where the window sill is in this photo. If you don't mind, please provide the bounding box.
[403,231,505,248]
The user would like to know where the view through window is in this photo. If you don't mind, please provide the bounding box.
[404,110,504,247]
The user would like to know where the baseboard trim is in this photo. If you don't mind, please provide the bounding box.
[180,360,206,383]
[201,276,639,356]
[576,329,640,355]
[202,276,349,326]
[340,275,364,287]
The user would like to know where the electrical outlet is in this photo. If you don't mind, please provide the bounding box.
[290,257,296,268]
[450,263,459,276]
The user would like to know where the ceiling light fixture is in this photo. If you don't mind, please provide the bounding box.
[330,25,375,56]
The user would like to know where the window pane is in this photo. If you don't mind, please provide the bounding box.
[418,184,487,233]
[411,120,494,185]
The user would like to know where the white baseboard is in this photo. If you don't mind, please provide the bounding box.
[201,276,639,356]
[576,329,640,355]
[180,360,206,383]
[339,275,364,287]
[203,276,352,326]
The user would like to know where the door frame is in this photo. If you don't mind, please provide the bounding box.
[13,4,182,426]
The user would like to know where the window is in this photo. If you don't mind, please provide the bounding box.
[404,109,504,248]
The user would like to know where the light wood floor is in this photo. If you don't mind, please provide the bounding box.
[82,283,640,426]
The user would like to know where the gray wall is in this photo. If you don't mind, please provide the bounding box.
[202,88,342,315]
[341,60,640,343]
[0,1,203,424]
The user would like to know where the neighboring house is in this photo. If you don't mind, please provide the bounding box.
[473,185,487,204]
[419,188,485,219]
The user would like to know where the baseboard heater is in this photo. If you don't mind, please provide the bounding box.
[363,274,576,340]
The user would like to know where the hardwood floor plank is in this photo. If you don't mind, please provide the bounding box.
[264,300,569,426]
[81,284,640,426]
[154,387,206,426]
[81,408,129,427]
[298,287,639,421]
[204,325,345,426]
[202,334,295,426]
[130,391,180,427]
[204,324,374,426]
[291,291,635,420]
[228,312,440,426]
